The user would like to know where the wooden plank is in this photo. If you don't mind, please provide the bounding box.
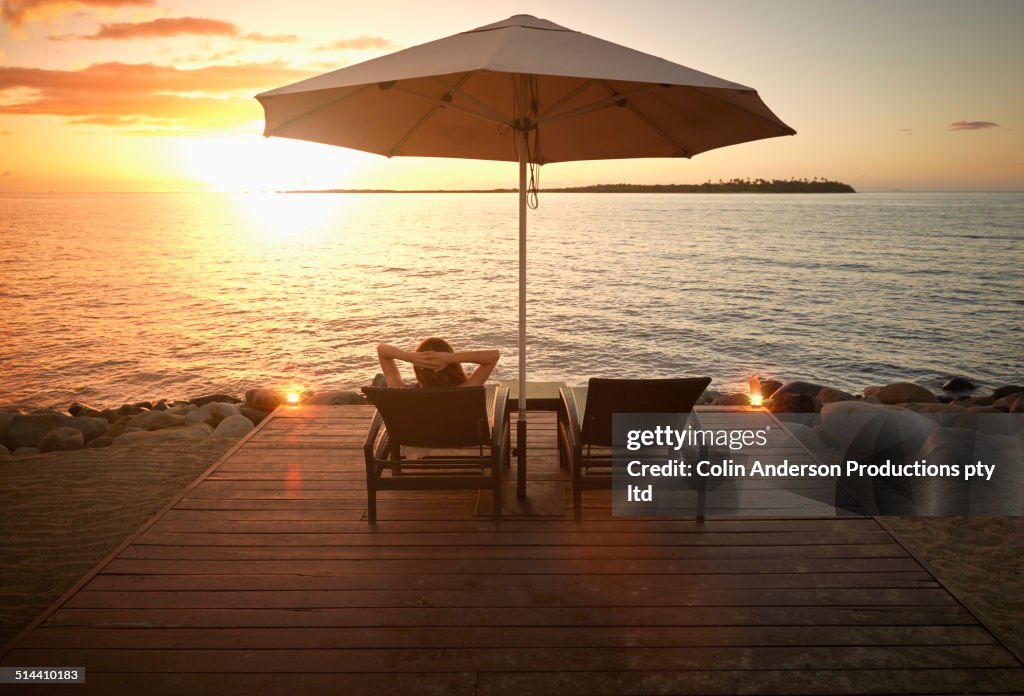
[22,624,995,650]
[83,570,938,592]
[5,644,1018,672]
[45,604,978,629]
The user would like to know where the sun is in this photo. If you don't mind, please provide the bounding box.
[179,126,368,192]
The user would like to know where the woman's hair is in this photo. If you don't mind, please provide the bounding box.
[414,337,467,388]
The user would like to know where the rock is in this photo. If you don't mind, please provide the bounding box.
[953,410,1019,437]
[696,389,721,405]
[1011,396,1024,414]
[994,392,1024,409]
[164,403,198,416]
[902,402,966,426]
[127,411,187,431]
[993,385,1024,400]
[185,402,241,427]
[116,404,147,417]
[817,387,856,404]
[13,447,41,456]
[38,427,85,452]
[712,393,750,406]
[872,382,937,405]
[5,413,72,450]
[189,393,242,407]
[0,444,9,457]
[820,401,939,460]
[211,415,255,439]
[68,401,104,418]
[240,407,268,426]
[152,399,168,411]
[769,381,825,401]
[942,377,977,391]
[86,436,115,449]
[114,424,213,447]
[0,412,18,440]
[67,416,109,443]
[767,392,819,414]
[105,418,131,439]
[303,390,367,405]
[245,388,283,412]
[372,373,388,388]
[758,380,783,399]
[100,408,122,424]
[783,421,828,452]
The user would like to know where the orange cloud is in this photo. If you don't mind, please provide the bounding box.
[2,0,153,27]
[0,61,315,131]
[319,35,396,51]
[78,16,238,39]
[47,16,300,42]
[950,120,999,131]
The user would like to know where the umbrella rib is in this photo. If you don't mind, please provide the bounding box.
[595,79,692,157]
[536,79,595,121]
[535,84,656,127]
[262,83,375,137]
[686,85,796,135]
[386,74,476,156]
[391,84,509,127]
[434,76,513,125]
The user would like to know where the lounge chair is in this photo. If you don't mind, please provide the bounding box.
[559,377,712,522]
[362,386,510,523]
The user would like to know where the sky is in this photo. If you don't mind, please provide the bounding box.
[1,0,1022,192]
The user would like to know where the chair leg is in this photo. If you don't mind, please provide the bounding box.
[367,485,377,524]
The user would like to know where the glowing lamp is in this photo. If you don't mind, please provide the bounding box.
[748,375,764,408]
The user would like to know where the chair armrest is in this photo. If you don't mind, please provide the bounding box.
[363,411,387,460]
[489,385,510,450]
[559,386,583,452]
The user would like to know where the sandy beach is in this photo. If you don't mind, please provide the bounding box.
[0,441,234,648]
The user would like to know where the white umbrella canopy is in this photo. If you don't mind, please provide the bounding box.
[258,14,794,162]
[256,14,795,497]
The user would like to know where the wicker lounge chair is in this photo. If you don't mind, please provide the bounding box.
[362,386,510,523]
[559,377,712,522]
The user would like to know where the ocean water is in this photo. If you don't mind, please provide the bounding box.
[2,191,1022,410]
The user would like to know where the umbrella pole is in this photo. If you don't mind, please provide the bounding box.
[516,127,528,500]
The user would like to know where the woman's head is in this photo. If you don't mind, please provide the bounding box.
[414,337,467,387]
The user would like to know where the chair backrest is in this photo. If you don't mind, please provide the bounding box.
[582,377,712,447]
[362,386,490,448]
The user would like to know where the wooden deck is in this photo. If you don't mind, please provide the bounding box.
[2,404,1022,695]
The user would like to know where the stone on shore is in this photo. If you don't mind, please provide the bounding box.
[5,413,72,450]
[867,382,937,405]
[114,424,214,447]
[245,388,283,412]
[0,444,9,457]
[38,427,85,452]
[303,390,366,405]
[240,407,268,426]
[820,401,939,459]
[0,412,17,440]
[942,377,976,391]
[817,387,856,404]
[86,435,116,449]
[760,379,784,399]
[127,411,186,431]
[711,393,749,406]
[211,415,255,439]
[67,416,109,443]
[68,401,105,418]
[372,373,388,388]
[185,402,241,427]
[13,447,41,456]
[770,381,825,400]
[995,392,1024,409]
[190,393,242,407]
[992,385,1024,400]
[768,392,820,414]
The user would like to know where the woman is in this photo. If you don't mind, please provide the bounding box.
[376,338,499,388]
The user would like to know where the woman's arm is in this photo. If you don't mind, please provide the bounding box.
[442,349,500,387]
[376,343,413,387]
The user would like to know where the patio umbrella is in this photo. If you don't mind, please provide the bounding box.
[256,14,795,497]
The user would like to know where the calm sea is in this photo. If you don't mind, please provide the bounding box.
[2,192,1022,410]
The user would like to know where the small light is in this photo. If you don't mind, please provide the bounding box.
[286,392,301,404]
[748,374,763,408]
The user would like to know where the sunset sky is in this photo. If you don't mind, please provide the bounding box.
[1,0,1022,192]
